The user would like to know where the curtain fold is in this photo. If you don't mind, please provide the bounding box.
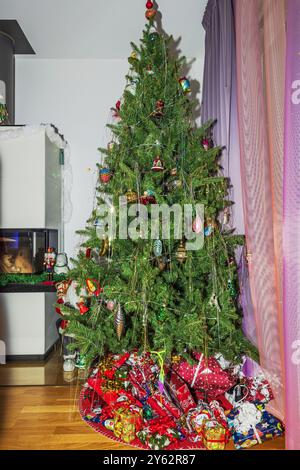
[202,0,244,235]
[283,0,300,450]
[234,0,285,421]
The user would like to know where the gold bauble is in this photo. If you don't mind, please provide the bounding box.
[125,189,138,203]
[176,241,187,264]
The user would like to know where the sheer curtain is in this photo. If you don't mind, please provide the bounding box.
[283,0,300,451]
[234,0,285,422]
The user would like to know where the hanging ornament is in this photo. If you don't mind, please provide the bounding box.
[165,179,182,192]
[156,256,168,272]
[202,138,211,151]
[140,190,156,205]
[146,65,154,75]
[157,306,168,322]
[223,207,230,225]
[75,353,87,369]
[107,141,115,151]
[128,51,138,65]
[77,299,90,315]
[149,26,159,43]
[106,300,115,311]
[86,278,103,297]
[176,240,187,264]
[151,99,164,119]
[146,0,154,8]
[151,156,164,171]
[204,218,217,237]
[179,77,191,94]
[145,8,157,20]
[114,303,124,340]
[192,216,203,234]
[125,189,138,203]
[99,167,112,184]
[170,168,178,176]
[153,239,163,257]
[99,237,110,257]
[228,279,237,298]
[85,247,92,259]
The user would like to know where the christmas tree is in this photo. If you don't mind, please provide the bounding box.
[61,1,257,367]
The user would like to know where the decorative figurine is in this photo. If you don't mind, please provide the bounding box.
[54,252,69,275]
[151,156,164,171]
[44,247,56,281]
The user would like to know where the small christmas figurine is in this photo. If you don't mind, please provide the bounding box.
[54,252,69,275]
[151,156,164,171]
[44,247,56,281]
[152,100,164,119]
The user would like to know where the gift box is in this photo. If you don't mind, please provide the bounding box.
[113,405,143,444]
[227,402,284,449]
[243,375,274,404]
[137,416,181,450]
[202,420,230,450]
[165,370,196,413]
[173,353,236,400]
[186,402,212,434]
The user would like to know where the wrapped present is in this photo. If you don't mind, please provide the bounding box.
[202,420,230,450]
[87,373,126,405]
[113,405,143,444]
[209,400,228,429]
[173,353,236,400]
[165,370,196,413]
[137,416,181,450]
[243,375,274,404]
[227,402,284,449]
[152,391,182,419]
[186,402,212,434]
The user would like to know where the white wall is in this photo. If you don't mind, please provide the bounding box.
[15,57,204,257]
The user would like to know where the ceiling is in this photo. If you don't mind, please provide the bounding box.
[0,0,208,59]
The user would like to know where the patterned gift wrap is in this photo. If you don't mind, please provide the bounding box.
[227,404,284,449]
[201,420,230,450]
[79,384,205,450]
[113,405,143,443]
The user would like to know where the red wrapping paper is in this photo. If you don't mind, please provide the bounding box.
[166,370,196,413]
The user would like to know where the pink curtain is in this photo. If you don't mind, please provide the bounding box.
[283,0,300,450]
[235,0,285,421]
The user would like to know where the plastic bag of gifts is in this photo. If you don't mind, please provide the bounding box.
[227,401,284,449]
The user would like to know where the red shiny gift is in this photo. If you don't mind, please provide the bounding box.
[165,370,196,413]
[174,353,236,400]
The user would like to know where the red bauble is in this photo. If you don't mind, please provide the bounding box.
[146,0,154,8]
[116,100,121,111]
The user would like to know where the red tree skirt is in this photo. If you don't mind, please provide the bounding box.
[79,385,205,450]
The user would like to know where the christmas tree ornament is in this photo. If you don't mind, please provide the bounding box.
[152,99,164,118]
[77,300,90,315]
[86,278,103,297]
[114,303,124,340]
[99,237,110,257]
[204,218,217,237]
[157,256,168,272]
[166,179,182,192]
[99,167,112,184]
[192,216,203,234]
[107,141,115,151]
[54,252,69,275]
[146,65,154,75]
[223,208,230,225]
[176,241,187,264]
[146,0,154,8]
[153,239,163,257]
[170,168,178,176]
[85,247,92,259]
[157,307,167,322]
[75,353,87,369]
[116,99,121,111]
[106,300,116,311]
[202,138,210,151]
[179,77,191,94]
[140,190,156,205]
[128,51,138,65]
[149,26,159,43]
[151,156,164,171]
[125,189,138,203]
[228,279,237,298]
[145,8,157,20]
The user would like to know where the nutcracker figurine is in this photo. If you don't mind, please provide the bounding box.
[44,247,56,281]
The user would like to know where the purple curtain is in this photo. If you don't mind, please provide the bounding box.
[202,0,257,348]
[202,0,244,235]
